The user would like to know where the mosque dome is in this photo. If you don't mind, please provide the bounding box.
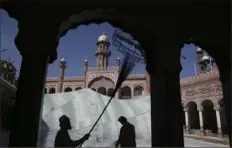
[197,47,202,52]
[98,33,109,42]
[202,55,210,60]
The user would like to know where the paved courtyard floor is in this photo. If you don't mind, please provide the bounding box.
[136,138,229,147]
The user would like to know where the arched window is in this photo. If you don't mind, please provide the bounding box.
[49,87,56,94]
[75,87,82,91]
[133,86,144,96]
[120,86,131,99]
[108,88,114,97]
[98,87,107,95]
[201,100,217,133]
[64,87,72,92]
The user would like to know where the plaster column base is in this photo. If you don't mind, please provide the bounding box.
[218,127,223,138]
[200,126,205,136]
[186,125,190,134]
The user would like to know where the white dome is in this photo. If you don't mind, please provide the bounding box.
[60,58,65,62]
[202,55,210,60]
[98,34,108,42]
[117,57,120,60]
[197,47,202,52]
[84,59,88,62]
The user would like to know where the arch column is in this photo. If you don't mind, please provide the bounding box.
[198,106,205,136]
[8,21,59,146]
[214,105,223,138]
[146,42,184,147]
[184,107,190,134]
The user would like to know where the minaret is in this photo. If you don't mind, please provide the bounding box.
[115,57,121,99]
[58,58,66,92]
[95,33,111,70]
[196,47,210,73]
[84,59,88,88]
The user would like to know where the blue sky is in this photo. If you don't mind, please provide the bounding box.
[1,10,200,79]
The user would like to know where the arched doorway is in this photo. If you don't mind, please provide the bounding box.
[201,100,217,133]
[120,86,131,99]
[133,86,144,96]
[49,87,56,94]
[64,87,72,92]
[218,99,228,135]
[186,101,200,130]
[108,88,114,97]
[44,88,47,94]
[75,87,82,91]
[98,87,106,95]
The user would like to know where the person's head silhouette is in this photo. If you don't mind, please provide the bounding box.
[59,115,72,130]
[118,116,127,125]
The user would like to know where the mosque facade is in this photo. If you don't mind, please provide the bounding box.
[45,34,150,99]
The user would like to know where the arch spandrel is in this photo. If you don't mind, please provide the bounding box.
[88,76,115,90]
[87,72,117,85]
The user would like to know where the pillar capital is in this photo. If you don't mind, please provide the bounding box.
[145,42,182,76]
[214,105,221,111]
[183,106,189,112]
[197,105,204,111]
[14,20,61,64]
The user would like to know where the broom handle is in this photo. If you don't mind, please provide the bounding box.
[79,87,119,148]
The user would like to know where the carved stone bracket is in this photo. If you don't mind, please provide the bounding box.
[214,105,221,111]
[197,105,204,111]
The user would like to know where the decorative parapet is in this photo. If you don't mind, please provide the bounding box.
[64,76,84,81]
[46,77,59,81]
[180,69,219,86]
[87,66,117,71]
[128,73,146,79]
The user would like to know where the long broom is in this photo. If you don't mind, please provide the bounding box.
[79,52,138,148]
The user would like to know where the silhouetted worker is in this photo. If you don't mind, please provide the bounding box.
[54,115,90,147]
[115,116,136,147]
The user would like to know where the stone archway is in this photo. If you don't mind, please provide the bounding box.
[49,87,56,94]
[75,87,82,91]
[91,88,96,92]
[98,87,107,95]
[64,87,72,92]
[218,99,228,135]
[186,101,200,130]
[88,76,115,96]
[201,99,217,133]
[134,85,144,96]
[107,88,114,97]
[120,86,131,99]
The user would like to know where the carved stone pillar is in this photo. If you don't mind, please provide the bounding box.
[146,43,184,147]
[8,21,58,146]
[115,58,121,99]
[131,85,134,99]
[198,106,205,136]
[9,53,50,146]
[214,105,223,138]
[184,107,190,134]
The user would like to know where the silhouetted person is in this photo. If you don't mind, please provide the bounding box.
[54,115,90,147]
[115,116,136,147]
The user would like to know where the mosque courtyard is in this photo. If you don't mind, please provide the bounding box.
[35,88,229,147]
